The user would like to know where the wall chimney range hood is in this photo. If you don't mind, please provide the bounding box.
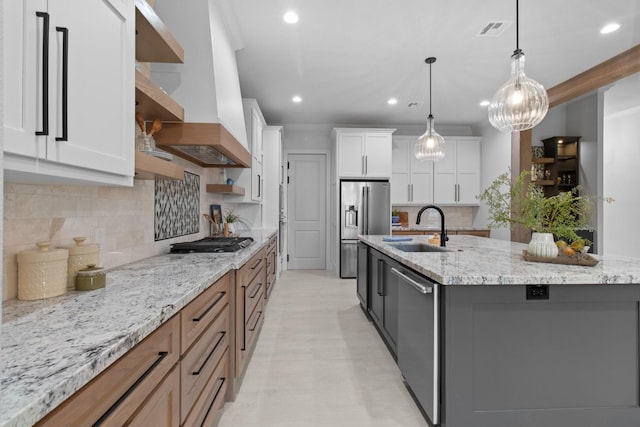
[152,0,252,168]
[155,123,251,168]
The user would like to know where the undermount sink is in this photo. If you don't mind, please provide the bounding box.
[390,243,449,253]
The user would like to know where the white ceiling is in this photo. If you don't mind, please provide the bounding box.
[225,0,640,128]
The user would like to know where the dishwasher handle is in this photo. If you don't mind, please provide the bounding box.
[391,267,433,294]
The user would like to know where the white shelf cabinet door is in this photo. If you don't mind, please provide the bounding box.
[433,140,457,204]
[3,0,135,185]
[3,0,49,159]
[456,139,481,204]
[47,0,134,177]
[410,146,434,204]
[391,137,410,203]
[338,133,365,178]
[364,133,392,178]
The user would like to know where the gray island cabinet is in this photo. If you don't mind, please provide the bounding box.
[359,234,640,427]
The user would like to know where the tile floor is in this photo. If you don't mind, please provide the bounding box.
[217,270,428,427]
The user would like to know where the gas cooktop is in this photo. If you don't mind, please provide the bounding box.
[169,237,254,253]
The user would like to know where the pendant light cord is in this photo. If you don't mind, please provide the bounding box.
[516,0,519,52]
[429,61,432,116]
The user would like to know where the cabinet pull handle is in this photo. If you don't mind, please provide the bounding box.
[257,174,261,197]
[93,351,168,426]
[377,258,384,296]
[365,155,368,175]
[55,26,68,141]
[35,12,49,136]
[200,377,226,424]
[192,291,226,322]
[249,310,262,331]
[192,331,226,375]
[250,259,261,270]
[241,286,247,350]
[361,156,365,175]
[391,267,432,294]
[411,184,414,201]
[249,282,262,299]
[407,184,411,201]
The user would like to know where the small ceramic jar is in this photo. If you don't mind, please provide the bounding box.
[17,242,68,300]
[76,264,106,291]
[65,237,100,290]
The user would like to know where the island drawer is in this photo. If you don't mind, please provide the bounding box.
[237,248,266,286]
[182,349,228,427]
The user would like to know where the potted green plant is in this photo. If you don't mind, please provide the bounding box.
[478,170,606,258]
[223,209,249,234]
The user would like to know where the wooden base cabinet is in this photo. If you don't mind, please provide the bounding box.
[265,235,277,298]
[235,248,266,379]
[127,366,180,427]
[36,316,181,427]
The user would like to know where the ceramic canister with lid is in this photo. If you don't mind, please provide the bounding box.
[17,242,69,301]
[65,237,100,289]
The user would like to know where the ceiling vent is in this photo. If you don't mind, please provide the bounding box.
[407,102,424,108]
[477,21,512,37]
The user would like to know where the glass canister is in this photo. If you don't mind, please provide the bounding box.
[135,133,156,152]
[17,242,68,300]
[76,264,106,291]
[65,237,100,290]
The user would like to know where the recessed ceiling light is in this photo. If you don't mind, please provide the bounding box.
[387,98,398,105]
[292,95,302,103]
[480,100,490,107]
[283,11,299,24]
[600,23,620,34]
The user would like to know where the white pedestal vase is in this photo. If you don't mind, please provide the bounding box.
[528,232,558,258]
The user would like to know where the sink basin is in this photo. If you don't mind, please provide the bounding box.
[390,243,449,253]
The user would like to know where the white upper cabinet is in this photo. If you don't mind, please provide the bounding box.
[433,137,481,205]
[334,128,395,178]
[3,0,135,185]
[391,136,434,204]
[225,99,265,203]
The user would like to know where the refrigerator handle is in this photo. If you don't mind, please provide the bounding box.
[363,186,369,235]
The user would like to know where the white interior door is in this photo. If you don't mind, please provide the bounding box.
[287,153,327,269]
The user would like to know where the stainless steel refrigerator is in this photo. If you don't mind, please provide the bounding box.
[340,180,390,278]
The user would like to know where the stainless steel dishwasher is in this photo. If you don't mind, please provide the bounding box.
[393,266,439,425]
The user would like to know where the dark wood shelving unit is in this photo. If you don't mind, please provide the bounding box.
[541,136,581,197]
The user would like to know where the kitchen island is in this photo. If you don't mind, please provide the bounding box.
[359,234,640,427]
[1,230,277,427]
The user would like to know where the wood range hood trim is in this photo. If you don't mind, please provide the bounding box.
[154,122,251,168]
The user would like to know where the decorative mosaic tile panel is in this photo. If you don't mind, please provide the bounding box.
[155,171,200,241]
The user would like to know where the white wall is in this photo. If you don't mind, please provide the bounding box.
[531,105,567,146]
[474,123,511,240]
[603,74,640,257]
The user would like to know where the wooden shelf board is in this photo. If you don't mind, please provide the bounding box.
[558,155,577,160]
[533,180,555,186]
[135,71,184,122]
[135,151,184,180]
[531,157,555,164]
[206,184,246,196]
[135,0,184,63]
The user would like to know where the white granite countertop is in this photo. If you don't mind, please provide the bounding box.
[361,234,640,285]
[391,225,489,232]
[1,229,277,427]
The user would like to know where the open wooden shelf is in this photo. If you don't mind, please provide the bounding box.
[135,0,184,63]
[531,157,555,164]
[135,71,184,122]
[134,151,184,180]
[206,184,246,195]
[532,180,555,186]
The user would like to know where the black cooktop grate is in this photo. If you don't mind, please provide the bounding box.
[169,237,254,253]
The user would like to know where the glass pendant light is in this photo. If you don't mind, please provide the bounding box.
[488,0,549,132]
[415,57,445,161]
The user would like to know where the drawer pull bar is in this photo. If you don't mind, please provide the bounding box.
[249,311,262,332]
[250,259,262,270]
[93,351,168,426]
[241,285,247,350]
[35,11,49,136]
[55,26,68,141]
[192,331,226,375]
[199,377,226,427]
[249,283,262,299]
[192,291,226,322]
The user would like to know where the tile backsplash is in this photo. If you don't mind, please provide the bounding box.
[3,165,223,301]
[155,171,200,240]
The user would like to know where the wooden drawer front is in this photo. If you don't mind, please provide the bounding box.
[181,273,229,354]
[238,248,265,286]
[180,305,229,424]
[126,366,180,427]
[391,230,427,235]
[245,297,264,356]
[245,270,264,322]
[182,350,228,427]
[456,229,491,238]
[266,235,276,254]
[37,316,180,427]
